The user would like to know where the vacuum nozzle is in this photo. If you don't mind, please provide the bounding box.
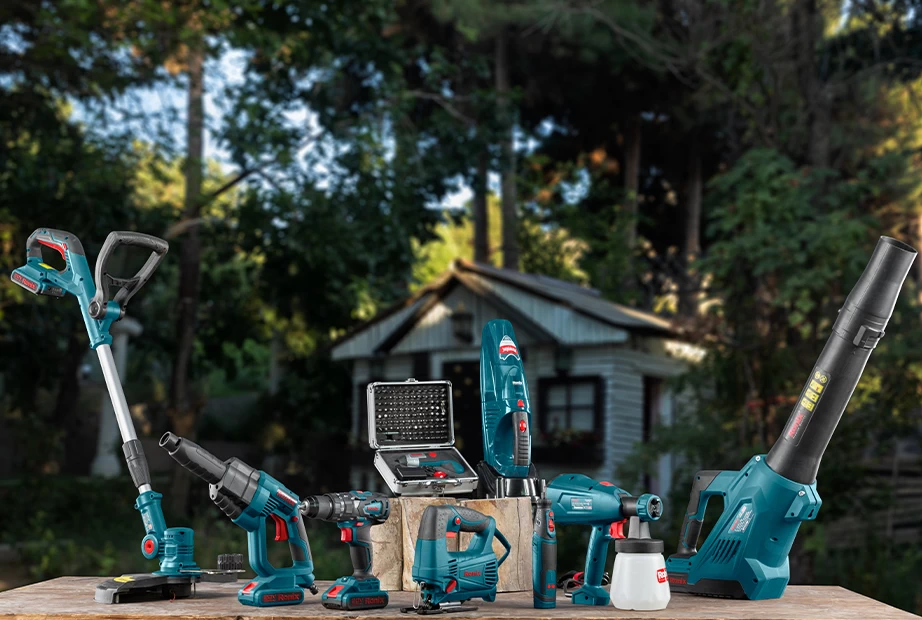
[159,432,228,485]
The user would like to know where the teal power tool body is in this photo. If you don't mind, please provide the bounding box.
[476,320,541,499]
[12,229,206,604]
[666,236,916,600]
[547,474,662,606]
[160,432,317,607]
[532,495,557,609]
[404,505,511,615]
[299,491,391,611]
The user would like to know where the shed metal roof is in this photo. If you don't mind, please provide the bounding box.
[331,260,677,360]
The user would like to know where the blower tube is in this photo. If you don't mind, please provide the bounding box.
[766,237,916,484]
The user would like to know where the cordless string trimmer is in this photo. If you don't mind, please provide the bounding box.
[666,236,917,599]
[12,229,214,604]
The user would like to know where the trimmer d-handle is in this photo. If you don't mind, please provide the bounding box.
[89,231,168,321]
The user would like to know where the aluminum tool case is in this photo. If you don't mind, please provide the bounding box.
[367,379,478,496]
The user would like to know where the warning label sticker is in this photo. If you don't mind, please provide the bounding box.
[570,498,593,511]
[782,367,829,446]
[728,505,754,534]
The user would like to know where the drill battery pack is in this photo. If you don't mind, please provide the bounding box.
[368,379,478,496]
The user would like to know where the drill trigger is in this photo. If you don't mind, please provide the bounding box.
[270,513,289,542]
[610,520,626,539]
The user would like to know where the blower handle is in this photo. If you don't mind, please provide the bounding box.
[89,231,168,319]
[673,470,722,558]
[494,528,512,567]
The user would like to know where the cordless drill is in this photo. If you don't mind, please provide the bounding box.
[299,491,391,610]
[160,433,317,607]
[667,236,917,599]
[547,474,662,606]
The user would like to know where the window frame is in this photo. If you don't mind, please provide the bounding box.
[536,375,605,435]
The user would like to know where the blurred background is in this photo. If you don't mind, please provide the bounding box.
[1,0,922,613]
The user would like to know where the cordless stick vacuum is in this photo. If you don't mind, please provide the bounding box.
[476,320,543,500]
[12,229,213,604]
[666,236,917,599]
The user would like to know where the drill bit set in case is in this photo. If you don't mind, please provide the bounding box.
[367,379,478,496]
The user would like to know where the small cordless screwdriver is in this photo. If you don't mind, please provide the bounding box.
[299,491,391,610]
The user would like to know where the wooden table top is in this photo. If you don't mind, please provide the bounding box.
[0,577,917,620]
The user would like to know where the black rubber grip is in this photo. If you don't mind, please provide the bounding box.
[512,410,530,467]
[350,526,373,579]
[89,231,168,319]
[674,470,721,558]
[122,439,151,489]
[418,505,490,539]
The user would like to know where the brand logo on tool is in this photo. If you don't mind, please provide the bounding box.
[657,568,667,583]
[12,272,38,291]
[668,573,688,585]
[275,489,297,506]
[263,592,301,603]
[464,571,482,577]
[498,335,519,360]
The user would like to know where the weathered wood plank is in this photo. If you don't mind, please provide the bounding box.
[0,577,918,619]
[458,498,532,593]
[371,497,403,591]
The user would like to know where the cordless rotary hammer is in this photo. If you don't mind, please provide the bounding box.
[160,433,317,607]
[300,491,391,610]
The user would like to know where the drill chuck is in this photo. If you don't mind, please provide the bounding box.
[299,494,338,521]
[159,432,228,485]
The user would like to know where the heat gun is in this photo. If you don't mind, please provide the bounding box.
[477,320,542,499]
[404,505,511,614]
[546,473,662,606]
[299,491,391,610]
[12,229,208,604]
[160,432,317,607]
[666,236,916,600]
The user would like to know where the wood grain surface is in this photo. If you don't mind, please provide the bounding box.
[0,577,919,620]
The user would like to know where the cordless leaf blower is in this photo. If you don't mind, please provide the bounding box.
[666,236,917,600]
[476,320,542,500]
[11,229,214,603]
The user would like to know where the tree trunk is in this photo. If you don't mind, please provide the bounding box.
[473,149,490,264]
[623,115,642,249]
[679,138,703,316]
[496,27,519,271]
[793,0,830,169]
[168,45,205,514]
[54,326,91,474]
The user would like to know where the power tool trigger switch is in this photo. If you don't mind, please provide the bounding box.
[270,513,288,542]
[610,520,626,539]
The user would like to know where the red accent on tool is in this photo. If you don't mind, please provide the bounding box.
[518,420,527,432]
[143,539,155,554]
[326,585,344,598]
[429,452,437,457]
[446,532,457,539]
[434,471,447,479]
[517,399,524,408]
[599,481,614,486]
[446,579,457,593]
[242,581,258,594]
[271,513,288,542]
[341,528,353,543]
[548,516,555,533]
[610,520,627,539]
[455,517,461,525]
[290,515,298,523]
[38,238,66,260]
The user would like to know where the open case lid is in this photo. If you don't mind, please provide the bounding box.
[367,379,455,450]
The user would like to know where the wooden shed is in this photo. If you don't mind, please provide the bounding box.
[332,260,702,495]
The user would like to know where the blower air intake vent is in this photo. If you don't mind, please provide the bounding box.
[447,558,459,577]
[709,538,742,564]
[485,563,498,586]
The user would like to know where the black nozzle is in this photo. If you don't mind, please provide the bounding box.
[299,494,334,520]
[159,432,228,485]
[766,237,916,484]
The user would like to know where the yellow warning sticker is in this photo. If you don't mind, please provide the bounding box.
[805,389,820,403]
[113,576,134,583]
[810,380,824,394]
[800,397,815,412]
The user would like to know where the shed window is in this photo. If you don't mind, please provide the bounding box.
[538,377,603,433]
